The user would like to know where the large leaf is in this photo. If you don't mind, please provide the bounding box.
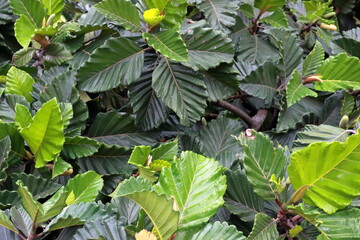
[62,136,101,159]
[302,41,324,78]
[0,0,12,25]
[94,0,141,32]
[286,69,317,107]
[87,112,159,147]
[331,37,360,59]
[128,68,169,131]
[183,27,235,71]
[0,123,25,167]
[315,53,360,91]
[44,43,72,65]
[175,221,246,240]
[19,98,65,168]
[78,144,134,176]
[317,207,360,239]
[143,28,188,62]
[106,197,140,225]
[288,130,360,214]
[198,0,239,34]
[0,210,19,236]
[224,169,265,222]
[154,151,226,230]
[9,0,45,27]
[0,136,10,183]
[115,177,179,240]
[144,0,187,28]
[292,124,349,151]
[238,130,287,200]
[5,66,34,102]
[65,171,104,205]
[240,62,278,106]
[255,0,285,11]
[14,15,36,49]
[76,37,144,92]
[152,59,208,126]
[247,213,278,240]
[198,115,243,168]
[40,0,64,16]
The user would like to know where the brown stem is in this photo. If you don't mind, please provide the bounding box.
[251,109,268,131]
[33,34,50,48]
[215,101,253,126]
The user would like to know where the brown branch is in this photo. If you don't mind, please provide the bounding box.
[251,109,268,131]
[215,101,253,126]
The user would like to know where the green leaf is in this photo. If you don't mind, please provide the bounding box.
[65,171,104,205]
[293,124,348,152]
[9,0,46,27]
[198,0,239,34]
[62,136,101,159]
[0,136,10,185]
[44,43,72,65]
[5,66,34,102]
[112,176,153,197]
[144,0,187,28]
[154,151,226,230]
[0,210,19,235]
[152,59,207,126]
[240,62,278,106]
[12,47,36,67]
[238,130,287,200]
[0,123,25,167]
[183,27,235,71]
[302,41,324,78]
[76,37,144,92]
[52,156,72,178]
[255,0,285,11]
[287,203,321,226]
[152,140,178,161]
[143,28,188,62]
[315,53,360,91]
[128,68,169,131]
[247,213,278,240]
[40,0,64,16]
[198,115,243,168]
[116,177,178,240]
[15,104,32,129]
[286,69,318,107]
[224,169,265,222]
[0,0,12,25]
[341,92,355,116]
[45,202,108,232]
[288,130,360,214]
[317,208,360,239]
[94,0,141,32]
[128,146,151,166]
[19,98,65,168]
[331,37,360,59]
[176,221,246,240]
[260,9,288,27]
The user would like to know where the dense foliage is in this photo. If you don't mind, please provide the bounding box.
[1,0,360,239]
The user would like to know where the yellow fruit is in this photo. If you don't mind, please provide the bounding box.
[339,115,349,129]
[319,23,337,31]
[143,8,164,26]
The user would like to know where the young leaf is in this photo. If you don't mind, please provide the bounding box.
[19,98,65,168]
[76,37,144,92]
[5,67,34,102]
[40,0,64,16]
[93,0,141,32]
[9,0,45,27]
[151,140,178,161]
[15,104,32,129]
[302,41,324,78]
[286,69,317,107]
[52,156,72,178]
[143,28,188,62]
[288,130,360,214]
[238,130,287,200]
[247,213,278,240]
[154,151,226,230]
[65,171,104,205]
[260,9,288,27]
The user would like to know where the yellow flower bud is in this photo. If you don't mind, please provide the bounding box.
[143,8,164,26]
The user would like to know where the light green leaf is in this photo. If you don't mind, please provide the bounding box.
[302,41,324,78]
[341,92,355,116]
[198,0,239,34]
[14,15,36,48]
[58,102,73,130]
[16,180,44,221]
[40,0,64,16]
[151,140,178,161]
[94,0,141,32]
[62,136,100,159]
[144,0,187,28]
[152,59,207,126]
[238,130,287,200]
[9,0,45,27]
[286,69,317,107]
[0,210,19,235]
[255,0,285,11]
[52,156,72,178]
[65,171,104,205]
[154,151,226,230]
[15,104,32,129]
[20,98,65,168]
[287,203,321,226]
[112,176,152,197]
[12,47,36,67]
[176,221,246,240]
[5,66,34,102]
[128,145,151,166]
[288,130,360,214]
[76,37,144,92]
[248,213,278,240]
[143,28,188,62]
[315,53,360,91]
[115,177,178,240]
[260,9,288,27]
[183,27,235,71]
[317,208,360,239]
